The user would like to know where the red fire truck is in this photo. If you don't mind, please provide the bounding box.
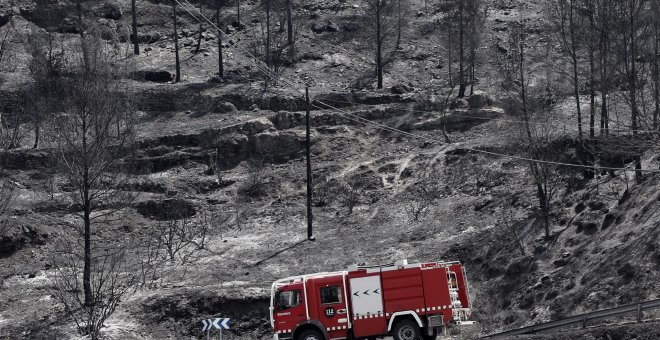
[269,260,473,340]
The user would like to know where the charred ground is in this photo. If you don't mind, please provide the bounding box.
[0,0,659,339]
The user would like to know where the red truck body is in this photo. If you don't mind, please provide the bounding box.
[270,260,473,340]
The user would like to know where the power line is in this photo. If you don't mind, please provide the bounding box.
[312,100,660,174]
[172,0,660,174]
[313,97,660,135]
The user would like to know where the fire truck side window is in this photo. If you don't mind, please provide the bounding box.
[320,286,341,305]
[277,290,301,310]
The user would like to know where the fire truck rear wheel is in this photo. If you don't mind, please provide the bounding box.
[393,319,422,340]
[297,329,323,340]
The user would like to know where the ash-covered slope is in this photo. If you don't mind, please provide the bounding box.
[0,0,659,339]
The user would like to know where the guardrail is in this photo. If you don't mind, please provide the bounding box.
[484,298,660,338]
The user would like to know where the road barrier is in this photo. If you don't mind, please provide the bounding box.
[484,299,660,338]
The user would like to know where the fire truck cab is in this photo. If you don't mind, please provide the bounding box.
[270,260,473,340]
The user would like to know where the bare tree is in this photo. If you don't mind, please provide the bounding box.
[499,203,525,255]
[442,0,487,97]
[652,0,660,130]
[132,0,139,55]
[403,169,442,222]
[51,240,138,340]
[367,0,397,89]
[0,16,17,72]
[239,157,270,199]
[313,177,332,207]
[236,0,241,28]
[518,121,563,240]
[395,0,412,50]
[75,0,90,70]
[595,0,613,135]
[615,0,649,182]
[264,0,272,67]
[546,0,584,139]
[217,0,225,77]
[172,0,181,82]
[157,209,230,262]
[136,236,164,288]
[194,2,204,54]
[27,28,66,149]
[338,179,360,214]
[286,0,294,49]
[585,0,597,138]
[0,179,14,245]
[0,109,23,150]
[0,17,19,147]
[466,1,487,95]
[50,31,137,339]
[499,16,562,239]
[155,214,204,263]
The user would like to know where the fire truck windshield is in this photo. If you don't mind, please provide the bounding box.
[275,289,301,311]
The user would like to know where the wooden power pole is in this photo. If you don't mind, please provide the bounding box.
[306,87,315,241]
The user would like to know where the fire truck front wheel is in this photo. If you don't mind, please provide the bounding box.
[393,319,422,340]
[297,329,323,340]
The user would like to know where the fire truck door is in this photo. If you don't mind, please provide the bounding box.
[315,276,348,337]
[274,287,306,334]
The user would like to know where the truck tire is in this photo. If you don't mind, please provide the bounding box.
[298,329,323,340]
[393,319,422,340]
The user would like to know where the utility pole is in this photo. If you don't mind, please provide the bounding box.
[305,87,315,241]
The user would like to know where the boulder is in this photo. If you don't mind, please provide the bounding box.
[241,117,275,135]
[311,22,326,33]
[0,224,43,259]
[59,17,80,34]
[231,21,245,30]
[342,21,359,32]
[131,32,161,44]
[326,21,339,32]
[212,101,237,114]
[467,91,492,108]
[302,51,323,60]
[0,12,9,27]
[215,133,250,168]
[391,83,414,94]
[449,98,468,109]
[251,130,308,162]
[130,69,174,83]
[312,21,340,33]
[132,150,201,173]
[96,2,122,20]
[322,53,349,67]
[270,111,305,130]
[136,198,196,220]
[499,93,523,115]
[0,150,52,170]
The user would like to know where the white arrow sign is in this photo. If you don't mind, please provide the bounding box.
[202,318,232,331]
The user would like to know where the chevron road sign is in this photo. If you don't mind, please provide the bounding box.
[202,318,232,331]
